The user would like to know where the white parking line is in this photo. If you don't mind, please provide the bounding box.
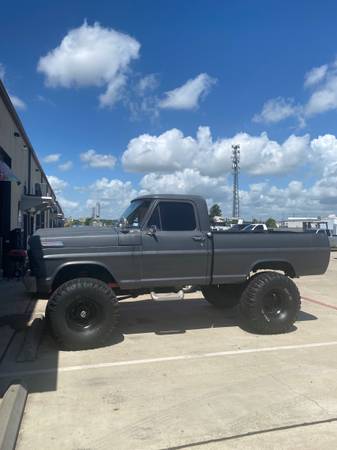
[2,340,337,379]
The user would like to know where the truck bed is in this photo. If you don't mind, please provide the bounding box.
[211,230,330,284]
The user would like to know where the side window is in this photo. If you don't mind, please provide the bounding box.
[159,202,196,231]
[147,206,161,229]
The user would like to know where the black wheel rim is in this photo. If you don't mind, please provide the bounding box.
[66,297,102,331]
[262,289,288,321]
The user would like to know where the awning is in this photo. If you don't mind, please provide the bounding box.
[0,160,20,183]
[21,195,54,212]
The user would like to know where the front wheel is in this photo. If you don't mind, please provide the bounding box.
[239,272,301,334]
[46,277,118,350]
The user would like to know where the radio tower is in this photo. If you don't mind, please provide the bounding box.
[232,144,240,218]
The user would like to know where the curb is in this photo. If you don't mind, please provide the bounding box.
[0,383,27,450]
[16,315,45,362]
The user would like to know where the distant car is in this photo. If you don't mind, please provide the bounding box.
[211,223,231,231]
[241,223,268,232]
[329,235,337,249]
[210,217,230,231]
[226,223,250,232]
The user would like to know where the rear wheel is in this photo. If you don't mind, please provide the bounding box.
[239,272,300,334]
[46,277,118,350]
[201,284,245,308]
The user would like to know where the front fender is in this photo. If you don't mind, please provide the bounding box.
[47,260,119,289]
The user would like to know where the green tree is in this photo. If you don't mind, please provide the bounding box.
[209,204,222,218]
[266,217,277,228]
[84,217,93,226]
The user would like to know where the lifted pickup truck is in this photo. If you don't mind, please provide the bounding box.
[25,194,330,349]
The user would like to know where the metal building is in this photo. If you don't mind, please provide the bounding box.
[0,79,64,268]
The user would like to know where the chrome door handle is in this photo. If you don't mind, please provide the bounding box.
[192,235,206,242]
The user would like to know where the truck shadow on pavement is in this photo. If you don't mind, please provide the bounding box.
[117,297,317,336]
[0,296,317,396]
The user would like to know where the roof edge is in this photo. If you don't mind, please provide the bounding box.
[134,194,204,200]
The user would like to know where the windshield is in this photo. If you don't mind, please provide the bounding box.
[120,200,151,228]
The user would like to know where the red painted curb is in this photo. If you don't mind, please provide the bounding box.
[302,296,337,311]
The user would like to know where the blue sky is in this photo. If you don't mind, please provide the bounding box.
[1,0,337,219]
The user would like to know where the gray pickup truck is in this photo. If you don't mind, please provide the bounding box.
[25,194,330,349]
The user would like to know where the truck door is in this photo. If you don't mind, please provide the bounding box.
[115,200,151,289]
[141,200,210,287]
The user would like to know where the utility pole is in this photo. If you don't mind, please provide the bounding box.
[95,202,101,219]
[232,144,240,219]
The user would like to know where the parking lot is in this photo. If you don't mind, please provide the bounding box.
[1,256,337,449]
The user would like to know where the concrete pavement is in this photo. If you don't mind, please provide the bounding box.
[0,279,32,363]
[1,257,337,449]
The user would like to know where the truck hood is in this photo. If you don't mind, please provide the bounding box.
[35,226,118,239]
[30,226,120,251]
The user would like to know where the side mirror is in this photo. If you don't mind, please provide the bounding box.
[147,225,157,236]
[119,217,130,233]
[119,217,128,228]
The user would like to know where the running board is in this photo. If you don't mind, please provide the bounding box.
[150,290,184,301]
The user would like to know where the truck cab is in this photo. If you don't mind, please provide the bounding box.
[120,195,211,288]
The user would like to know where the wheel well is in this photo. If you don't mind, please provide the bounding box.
[251,261,296,278]
[52,264,117,291]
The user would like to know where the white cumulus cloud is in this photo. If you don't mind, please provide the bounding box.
[136,74,159,95]
[9,95,26,110]
[305,63,337,116]
[79,125,337,218]
[86,177,138,217]
[0,63,5,80]
[309,134,337,172]
[304,64,328,87]
[158,73,216,110]
[254,58,337,124]
[47,175,68,193]
[140,169,230,204]
[253,97,302,125]
[122,126,310,176]
[1,64,27,110]
[76,128,337,220]
[43,153,61,163]
[37,21,140,107]
[58,160,73,171]
[138,170,335,219]
[80,149,116,169]
[58,196,80,209]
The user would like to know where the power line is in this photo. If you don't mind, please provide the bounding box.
[232,144,240,218]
